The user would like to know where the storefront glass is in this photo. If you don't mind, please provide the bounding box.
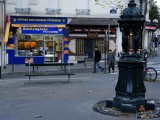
[15,34,63,62]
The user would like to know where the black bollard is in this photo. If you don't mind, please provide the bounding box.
[0,66,1,79]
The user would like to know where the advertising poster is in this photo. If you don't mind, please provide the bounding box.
[25,57,34,64]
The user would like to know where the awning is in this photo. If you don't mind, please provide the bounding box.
[4,23,10,44]
[68,18,118,27]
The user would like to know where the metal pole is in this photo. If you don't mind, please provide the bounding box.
[104,30,107,73]
[108,24,110,53]
[139,0,143,14]
[104,24,110,74]
[0,0,5,79]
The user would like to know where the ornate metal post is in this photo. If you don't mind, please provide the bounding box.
[113,0,155,113]
[93,0,159,116]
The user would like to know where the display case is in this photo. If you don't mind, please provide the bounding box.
[15,34,63,62]
[16,35,44,56]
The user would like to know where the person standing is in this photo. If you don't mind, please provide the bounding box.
[107,49,115,73]
[93,46,104,73]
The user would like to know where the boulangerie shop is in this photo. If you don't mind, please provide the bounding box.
[5,16,69,64]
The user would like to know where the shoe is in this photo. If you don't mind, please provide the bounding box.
[92,71,97,73]
[101,68,104,72]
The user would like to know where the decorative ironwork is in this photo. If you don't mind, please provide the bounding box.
[46,8,61,14]
[93,0,159,118]
[15,8,31,14]
[76,9,90,15]
[6,0,16,5]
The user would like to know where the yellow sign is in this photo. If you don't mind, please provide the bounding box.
[4,23,10,44]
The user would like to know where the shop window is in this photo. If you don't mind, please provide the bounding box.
[76,0,90,15]
[15,34,63,62]
[75,39,105,59]
[76,39,85,55]
[46,0,60,14]
[16,34,43,56]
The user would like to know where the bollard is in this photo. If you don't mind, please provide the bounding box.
[0,66,1,79]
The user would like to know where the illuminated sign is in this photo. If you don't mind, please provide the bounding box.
[10,16,67,24]
[145,26,156,30]
[19,27,64,34]
[87,32,97,37]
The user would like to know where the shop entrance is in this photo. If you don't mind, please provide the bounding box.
[84,39,95,59]
[44,35,63,63]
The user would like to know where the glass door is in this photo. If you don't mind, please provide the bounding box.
[44,35,63,63]
[44,35,54,62]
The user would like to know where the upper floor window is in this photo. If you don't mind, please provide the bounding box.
[28,0,38,5]
[46,0,60,14]
[16,0,29,8]
[15,0,30,14]
[76,0,90,15]
[7,0,16,5]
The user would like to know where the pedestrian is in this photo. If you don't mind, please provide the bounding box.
[93,46,104,73]
[107,49,115,73]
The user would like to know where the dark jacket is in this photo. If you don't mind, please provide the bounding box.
[107,52,115,67]
[94,50,101,62]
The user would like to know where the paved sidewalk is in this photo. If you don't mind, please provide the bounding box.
[0,49,160,120]
[0,72,160,120]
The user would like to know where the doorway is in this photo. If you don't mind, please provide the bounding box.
[84,39,95,59]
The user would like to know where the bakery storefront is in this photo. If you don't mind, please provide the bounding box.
[6,16,69,64]
[68,18,118,60]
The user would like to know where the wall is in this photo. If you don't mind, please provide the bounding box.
[5,0,151,62]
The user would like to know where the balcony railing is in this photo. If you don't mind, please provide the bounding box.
[46,8,61,14]
[15,8,31,14]
[76,9,90,15]
[7,0,16,5]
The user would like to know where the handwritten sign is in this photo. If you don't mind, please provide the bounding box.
[25,58,34,64]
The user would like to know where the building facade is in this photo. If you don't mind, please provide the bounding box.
[3,0,151,64]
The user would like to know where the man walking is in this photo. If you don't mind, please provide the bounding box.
[93,46,104,73]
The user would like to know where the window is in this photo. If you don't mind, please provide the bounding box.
[16,0,29,8]
[7,0,16,5]
[46,0,60,14]
[15,0,30,14]
[76,0,90,15]
[29,0,37,5]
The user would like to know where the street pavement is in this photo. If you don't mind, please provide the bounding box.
[0,48,160,120]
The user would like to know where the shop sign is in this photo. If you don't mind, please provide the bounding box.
[10,16,67,24]
[87,32,97,37]
[70,28,116,33]
[25,57,34,64]
[145,26,156,30]
[19,27,64,34]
